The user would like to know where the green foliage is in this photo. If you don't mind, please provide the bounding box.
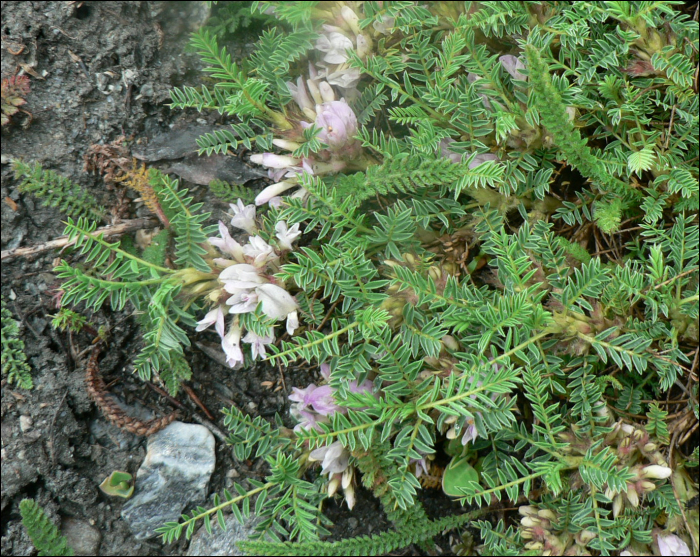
[12,160,105,221]
[19,499,73,556]
[204,1,276,38]
[61,1,700,555]
[1,296,32,389]
[50,308,89,334]
[237,511,480,556]
[151,170,216,272]
[53,169,214,393]
[209,178,258,204]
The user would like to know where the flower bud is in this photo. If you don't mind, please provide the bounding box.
[521,516,541,528]
[272,138,301,151]
[327,475,341,497]
[307,79,323,105]
[576,530,597,545]
[344,483,356,509]
[626,485,639,507]
[340,6,361,35]
[519,505,538,517]
[639,480,657,492]
[441,335,459,351]
[613,494,623,518]
[643,442,657,453]
[319,81,335,103]
[342,467,353,489]
[250,153,299,169]
[428,266,442,281]
[537,509,557,521]
[641,465,672,479]
[356,33,371,59]
[255,181,297,206]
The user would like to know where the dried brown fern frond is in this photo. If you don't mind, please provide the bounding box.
[84,135,131,187]
[85,347,178,436]
[113,160,170,227]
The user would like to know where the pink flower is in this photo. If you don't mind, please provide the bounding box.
[309,441,350,475]
[255,283,298,320]
[275,221,301,251]
[221,320,244,367]
[220,264,266,294]
[242,330,276,360]
[290,383,340,416]
[208,221,245,262]
[243,236,278,268]
[657,532,691,556]
[315,32,353,64]
[250,152,312,183]
[315,100,358,151]
[499,55,527,81]
[225,290,259,314]
[228,199,258,235]
[195,306,226,340]
[461,420,479,445]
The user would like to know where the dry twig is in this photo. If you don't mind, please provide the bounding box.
[1,217,157,261]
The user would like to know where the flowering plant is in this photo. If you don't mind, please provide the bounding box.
[54,1,698,555]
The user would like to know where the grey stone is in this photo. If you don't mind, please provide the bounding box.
[186,514,263,556]
[121,422,216,539]
[60,517,101,556]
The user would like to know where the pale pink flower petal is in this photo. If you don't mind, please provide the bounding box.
[286,310,299,335]
[315,100,358,150]
[228,199,258,235]
[275,221,301,251]
[657,533,692,556]
[220,263,266,293]
[250,153,300,169]
[309,441,350,475]
[208,221,246,262]
[325,67,361,89]
[195,306,226,340]
[243,236,278,267]
[499,55,527,81]
[255,283,298,320]
[242,330,276,360]
[255,181,298,206]
[222,321,244,367]
[287,77,314,112]
[316,32,353,64]
[226,290,259,314]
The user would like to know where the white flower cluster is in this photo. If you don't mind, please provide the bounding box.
[196,200,301,367]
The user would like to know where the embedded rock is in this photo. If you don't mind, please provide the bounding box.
[121,422,215,539]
